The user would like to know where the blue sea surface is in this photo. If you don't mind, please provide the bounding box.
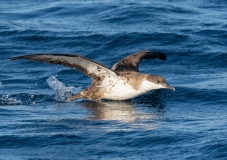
[0,0,227,159]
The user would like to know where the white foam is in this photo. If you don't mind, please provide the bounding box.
[46,76,82,102]
[0,94,22,105]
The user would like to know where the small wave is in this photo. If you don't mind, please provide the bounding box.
[0,93,50,105]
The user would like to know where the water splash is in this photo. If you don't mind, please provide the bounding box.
[0,77,81,105]
[0,93,54,105]
[0,82,23,105]
[46,76,82,102]
[0,94,22,105]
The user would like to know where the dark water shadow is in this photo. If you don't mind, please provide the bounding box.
[133,89,168,113]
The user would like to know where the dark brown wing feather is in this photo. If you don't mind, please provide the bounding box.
[11,54,116,80]
[111,50,166,72]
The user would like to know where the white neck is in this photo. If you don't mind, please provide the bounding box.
[139,79,164,93]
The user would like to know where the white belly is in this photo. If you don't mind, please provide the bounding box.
[99,75,162,100]
[103,83,143,100]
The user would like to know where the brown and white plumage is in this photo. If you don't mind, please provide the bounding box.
[11,50,175,101]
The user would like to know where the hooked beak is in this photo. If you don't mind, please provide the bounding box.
[165,84,175,91]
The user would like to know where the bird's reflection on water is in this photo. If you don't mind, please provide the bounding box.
[81,100,138,122]
[53,90,168,130]
[79,90,167,122]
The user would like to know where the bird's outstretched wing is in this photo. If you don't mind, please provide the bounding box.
[111,50,166,72]
[11,54,116,80]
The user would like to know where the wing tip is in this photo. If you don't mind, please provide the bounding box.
[10,56,27,60]
[10,54,52,61]
[151,50,166,61]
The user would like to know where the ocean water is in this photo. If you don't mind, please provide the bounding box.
[0,0,227,159]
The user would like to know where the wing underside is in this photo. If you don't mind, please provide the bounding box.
[11,54,116,80]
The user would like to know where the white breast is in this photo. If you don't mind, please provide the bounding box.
[103,83,139,100]
[102,79,164,100]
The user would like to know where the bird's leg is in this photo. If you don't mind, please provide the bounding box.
[68,92,83,101]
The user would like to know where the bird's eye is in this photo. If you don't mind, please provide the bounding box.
[157,80,160,83]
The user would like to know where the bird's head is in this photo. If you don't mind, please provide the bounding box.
[145,74,175,91]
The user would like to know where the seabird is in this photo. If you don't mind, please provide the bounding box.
[11,50,175,101]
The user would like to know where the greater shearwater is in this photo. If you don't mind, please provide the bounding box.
[11,50,175,101]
